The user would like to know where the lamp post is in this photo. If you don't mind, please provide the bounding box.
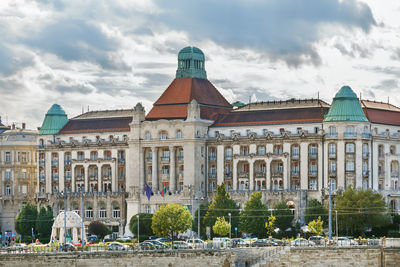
[335,210,338,239]
[137,215,140,244]
[228,213,231,239]
[328,182,332,241]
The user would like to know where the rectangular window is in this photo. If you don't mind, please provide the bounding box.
[99,209,107,218]
[5,152,11,162]
[113,209,120,218]
[85,210,93,218]
[346,143,355,153]
[258,146,265,155]
[309,179,317,190]
[346,161,355,171]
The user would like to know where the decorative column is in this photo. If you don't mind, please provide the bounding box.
[265,158,271,190]
[59,152,65,192]
[152,147,158,192]
[139,148,145,191]
[249,159,254,190]
[283,157,289,190]
[217,145,224,185]
[97,163,102,192]
[169,146,176,191]
[71,165,75,192]
[45,151,52,193]
[233,159,238,190]
[111,162,116,192]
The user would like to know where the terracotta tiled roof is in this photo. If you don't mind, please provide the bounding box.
[59,117,132,134]
[213,107,329,127]
[360,100,400,112]
[153,78,232,107]
[146,105,188,120]
[363,108,400,126]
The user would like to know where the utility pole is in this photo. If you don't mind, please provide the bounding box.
[228,213,231,239]
[64,190,67,245]
[335,210,338,239]
[137,215,140,244]
[81,189,84,244]
[328,182,332,240]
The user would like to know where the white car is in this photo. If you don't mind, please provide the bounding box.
[186,239,206,249]
[336,237,358,246]
[290,238,315,247]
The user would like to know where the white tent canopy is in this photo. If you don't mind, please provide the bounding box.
[50,211,86,244]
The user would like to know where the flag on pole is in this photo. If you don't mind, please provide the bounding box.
[145,184,152,201]
[161,184,168,197]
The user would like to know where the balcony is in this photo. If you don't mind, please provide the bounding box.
[291,171,299,177]
[118,158,125,165]
[76,175,84,181]
[308,153,317,159]
[309,170,317,177]
[329,170,336,177]
[39,175,45,182]
[208,173,217,178]
[362,133,371,139]
[344,132,357,138]
[239,172,249,178]
[255,171,266,178]
[362,152,369,158]
[102,175,111,181]
[64,160,71,166]
[89,175,98,181]
[146,156,152,161]
[271,170,283,177]
[52,174,59,181]
[160,156,170,162]
[326,132,338,138]
[65,174,71,181]
[328,152,336,159]
[273,151,283,156]
[391,171,399,177]
[39,159,45,166]
[225,155,233,161]
[208,154,217,161]
[177,156,184,162]
[225,172,232,178]
[52,159,59,166]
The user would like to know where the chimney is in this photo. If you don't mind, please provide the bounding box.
[22,123,26,129]
[12,123,15,130]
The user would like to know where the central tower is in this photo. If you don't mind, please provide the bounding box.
[176,46,207,79]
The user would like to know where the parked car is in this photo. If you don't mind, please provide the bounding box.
[138,242,157,251]
[271,238,287,246]
[107,242,130,251]
[172,241,189,249]
[290,238,315,247]
[87,235,98,243]
[251,239,277,247]
[212,237,232,249]
[12,243,28,252]
[234,238,251,247]
[156,237,172,243]
[117,235,133,242]
[144,240,170,249]
[62,243,76,252]
[103,235,113,243]
[186,239,206,249]
[308,236,325,245]
[336,237,358,246]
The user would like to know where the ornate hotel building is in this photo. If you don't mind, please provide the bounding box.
[0,123,37,233]
[34,46,400,236]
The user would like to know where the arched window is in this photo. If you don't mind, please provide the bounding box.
[112,203,120,218]
[85,204,93,218]
[176,130,182,139]
[159,130,168,140]
[39,139,44,148]
[90,151,98,160]
[99,202,107,218]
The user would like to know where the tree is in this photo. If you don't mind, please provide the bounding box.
[335,188,390,236]
[151,203,192,244]
[88,221,110,239]
[308,216,323,235]
[15,203,38,239]
[192,201,209,239]
[35,206,54,242]
[305,199,328,224]
[212,217,230,237]
[240,192,268,238]
[204,183,240,237]
[265,216,276,237]
[129,213,154,242]
[272,202,294,234]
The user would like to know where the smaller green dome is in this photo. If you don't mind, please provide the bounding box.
[176,46,207,79]
[324,86,368,122]
[39,104,68,135]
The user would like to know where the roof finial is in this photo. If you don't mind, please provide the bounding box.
[388,96,390,104]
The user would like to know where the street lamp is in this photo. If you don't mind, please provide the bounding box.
[335,210,338,239]
[228,213,231,239]
[64,190,67,245]
[137,215,140,244]
[328,182,332,241]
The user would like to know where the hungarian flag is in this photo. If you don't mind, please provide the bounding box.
[161,184,168,197]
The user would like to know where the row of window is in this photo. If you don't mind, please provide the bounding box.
[1,151,32,163]
[145,130,183,140]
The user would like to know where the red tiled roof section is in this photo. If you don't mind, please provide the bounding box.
[154,78,232,107]
[213,107,329,126]
[146,105,188,120]
[59,117,132,134]
[363,108,400,126]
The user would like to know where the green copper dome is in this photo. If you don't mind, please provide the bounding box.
[324,86,368,122]
[39,104,68,135]
[176,46,207,79]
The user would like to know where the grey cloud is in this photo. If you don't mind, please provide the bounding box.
[136,62,175,69]
[391,48,400,60]
[358,66,400,77]
[0,44,34,76]
[139,73,173,87]
[334,42,371,58]
[154,0,376,67]
[372,79,399,92]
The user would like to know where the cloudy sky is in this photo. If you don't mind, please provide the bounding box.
[1,0,400,128]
